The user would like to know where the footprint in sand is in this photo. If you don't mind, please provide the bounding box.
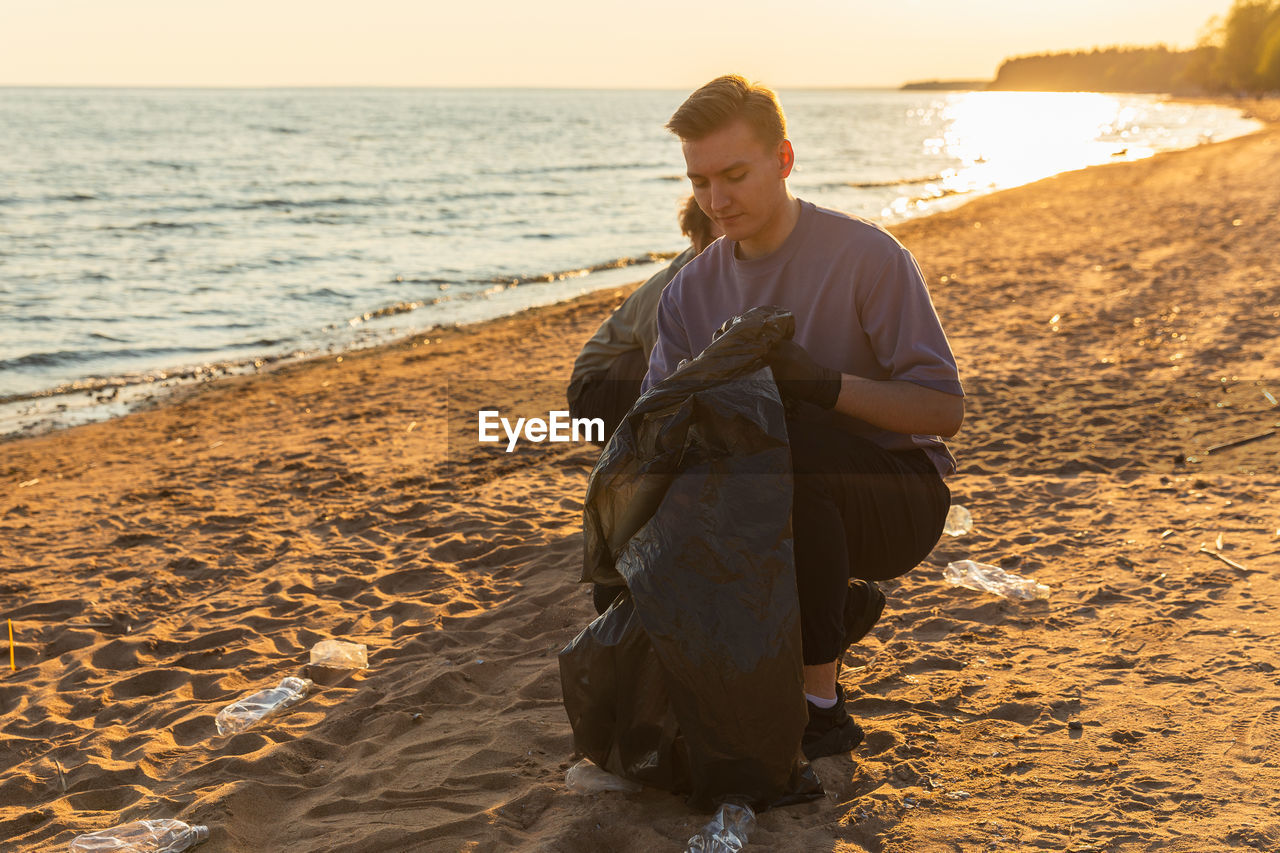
[1227,706,1280,767]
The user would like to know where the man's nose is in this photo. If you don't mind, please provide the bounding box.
[708,182,731,211]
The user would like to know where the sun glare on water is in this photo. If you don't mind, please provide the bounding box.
[885,92,1166,218]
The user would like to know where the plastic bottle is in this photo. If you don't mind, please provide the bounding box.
[214,676,312,736]
[309,639,368,669]
[944,560,1049,601]
[69,818,209,852]
[564,758,642,794]
[942,504,973,537]
[684,802,756,852]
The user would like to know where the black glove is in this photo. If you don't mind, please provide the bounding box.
[766,339,842,409]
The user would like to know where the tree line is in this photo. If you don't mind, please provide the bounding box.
[986,1,1280,94]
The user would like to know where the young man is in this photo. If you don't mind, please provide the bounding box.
[567,195,721,445]
[643,75,964,760]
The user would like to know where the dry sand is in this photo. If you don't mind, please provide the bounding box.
[3,98,1280,852]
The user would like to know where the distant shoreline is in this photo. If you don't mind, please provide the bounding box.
[900,80,992,91]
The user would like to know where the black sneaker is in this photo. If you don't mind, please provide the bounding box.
[802,685,864,760]
[843,580,885,648]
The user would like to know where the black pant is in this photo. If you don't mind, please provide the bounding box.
[788,414,950,664]
[567,348,647,447]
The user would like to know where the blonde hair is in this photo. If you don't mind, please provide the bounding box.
[666,74,787,148]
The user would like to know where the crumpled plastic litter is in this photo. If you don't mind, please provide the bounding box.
[684,802,756,852]
[309,639,368,669]
[944,560,1050,601]
[942,504,972,536]
[564,758,643,794]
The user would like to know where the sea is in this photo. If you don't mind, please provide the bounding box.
[0,88,1262,434]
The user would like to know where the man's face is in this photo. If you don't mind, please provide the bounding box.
[682,119,793,248]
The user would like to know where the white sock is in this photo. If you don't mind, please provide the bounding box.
[805,692,838,709]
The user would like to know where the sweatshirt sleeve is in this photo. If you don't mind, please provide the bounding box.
[641,275,693,394]
[856,244,964,396]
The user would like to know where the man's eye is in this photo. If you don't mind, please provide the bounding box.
[690,179,708,189]
[727,172,746,183]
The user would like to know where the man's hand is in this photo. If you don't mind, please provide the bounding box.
[766,339,842,409]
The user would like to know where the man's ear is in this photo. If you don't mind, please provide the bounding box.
[778,139,795,178]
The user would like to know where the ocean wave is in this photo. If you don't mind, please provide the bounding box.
[293,287,348,300]
[186,322,261,331]
[290,214,366,225]
[0,353,295,406]
[217,196,387,211]
[0,343,236,371]
[346,252,679,326]
[279,178,367,189]
[428,188,574,202]
[487,252,677,287]
[2,349,113,369]
[838,173,950,189]
[482,161,667,178]
[389,276,454,286]
[348,300,440,325]
[903,187,971,203]
[99,220,204,232]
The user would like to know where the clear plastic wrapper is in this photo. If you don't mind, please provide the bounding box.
[564,758,642,794]
[684,803,756,852]
[309,639,368,669]
[942,504,972,536]
[944,560,1049,601]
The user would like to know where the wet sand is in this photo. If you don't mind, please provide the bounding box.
[3,97,1279,852]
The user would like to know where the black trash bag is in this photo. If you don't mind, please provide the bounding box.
[559,305,823,811]
[559,590,691,793]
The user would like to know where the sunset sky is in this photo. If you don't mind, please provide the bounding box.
[2,0,1232,88]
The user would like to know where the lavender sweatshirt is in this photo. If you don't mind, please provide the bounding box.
[643,200,962,477]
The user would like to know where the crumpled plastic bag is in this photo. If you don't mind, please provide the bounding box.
[560,306,823,811]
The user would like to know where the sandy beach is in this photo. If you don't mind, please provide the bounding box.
[3,96,1280,852]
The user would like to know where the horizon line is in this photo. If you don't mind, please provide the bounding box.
[0,82,967,92]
